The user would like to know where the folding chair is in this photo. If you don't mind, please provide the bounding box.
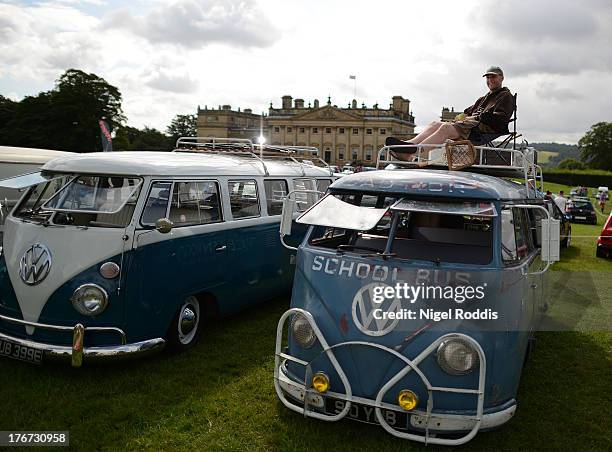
[467,93,521,165]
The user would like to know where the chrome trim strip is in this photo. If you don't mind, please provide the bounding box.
[0,314,127,344]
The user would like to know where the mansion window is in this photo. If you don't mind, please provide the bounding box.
[379,128,386,135]
[339,128,345,134]
[312,127,318,133]
[352,128,359,134]
[325,127,331,134]
[366,128,372,135]
[287,127,292,132]
[274,127,280,133]
[299,127,305,133]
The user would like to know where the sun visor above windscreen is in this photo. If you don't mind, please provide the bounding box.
[296,194,389,230]
[391,199,498,217]
[0,172,66,190]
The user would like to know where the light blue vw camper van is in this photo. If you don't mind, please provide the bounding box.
[274,143,560,445]
[0,138,333,367]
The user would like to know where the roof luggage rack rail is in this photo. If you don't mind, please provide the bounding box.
[173,137,333,176]
[376,141,544,199]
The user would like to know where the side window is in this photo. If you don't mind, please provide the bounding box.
[501,209,518,263]
[169,181,221,226]
[228,180,260,219]
[293,178,318,212]
[264,179,288,216]
[316,178,332,193]
[141,181,172,225]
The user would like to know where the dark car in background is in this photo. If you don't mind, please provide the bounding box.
[596,212,612,258]
[566,197,597,225]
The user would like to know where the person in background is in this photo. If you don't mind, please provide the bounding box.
[598,191,606,213]
[555,190,568,212]
[544,190,553,200]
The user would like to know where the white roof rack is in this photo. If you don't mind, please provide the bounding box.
[376,142,544,199]
[173,137,333,176]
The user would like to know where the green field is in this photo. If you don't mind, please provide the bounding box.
[536,150,559,164]
[1,182,611,451]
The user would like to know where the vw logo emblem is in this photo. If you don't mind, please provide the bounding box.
[19,244,52,285]
[352,283,401,337]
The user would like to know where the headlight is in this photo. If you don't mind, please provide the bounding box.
[71,284,109,316]
[290,313,316,348]
[437,338,479,375]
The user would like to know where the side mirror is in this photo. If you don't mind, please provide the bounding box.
[541,218,560,262]
[155,218,173,234]
[280,198,296,237]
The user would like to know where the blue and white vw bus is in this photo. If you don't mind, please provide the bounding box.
[0,138,333,367]
[274,143,560,445]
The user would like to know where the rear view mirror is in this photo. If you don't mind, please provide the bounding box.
[541,218,560,262]
[155,218,173,234]
[280,198,296,237]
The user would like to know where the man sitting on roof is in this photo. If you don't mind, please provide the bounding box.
[386,66,515,160]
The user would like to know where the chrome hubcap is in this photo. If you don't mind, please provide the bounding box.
[177,297,200,345]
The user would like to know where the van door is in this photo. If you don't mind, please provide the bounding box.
[129,180,227,338]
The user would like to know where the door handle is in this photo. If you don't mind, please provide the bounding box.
[215,244,227,252]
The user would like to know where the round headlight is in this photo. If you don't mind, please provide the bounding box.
[437,338,479,375]
[290,313,316,348]
[71,284,109,316]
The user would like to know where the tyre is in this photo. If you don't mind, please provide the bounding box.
[596,247,606,258]
[167,295,202,351]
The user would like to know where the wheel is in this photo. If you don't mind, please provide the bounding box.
[167,296,201,351]
[596,247,606,258]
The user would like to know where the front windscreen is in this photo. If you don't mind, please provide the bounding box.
[307,195,494,265]
[43,176,142,214]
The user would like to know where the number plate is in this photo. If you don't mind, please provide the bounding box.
[575,216,586,220]
[0,338,43,364]
[324,397,410,430]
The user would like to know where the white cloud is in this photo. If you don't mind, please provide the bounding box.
[104,0,280,49]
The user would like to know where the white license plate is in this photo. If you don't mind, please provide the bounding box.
[576,216,587,220]
[325,398,410,430]
[0,337,43,364]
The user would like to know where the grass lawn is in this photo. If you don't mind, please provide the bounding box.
[0,182,610,451]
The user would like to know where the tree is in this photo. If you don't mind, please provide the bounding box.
[0,95,17,131]
[114,126,172,151]
[578,122,612,171]
[0,69,125,152]
[166,114,197,143]
[557,158,587,170]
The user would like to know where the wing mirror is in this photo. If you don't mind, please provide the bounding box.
[155,218,173,234]
[280,198,296,237]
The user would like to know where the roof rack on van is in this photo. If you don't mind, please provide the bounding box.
[174,137,333,177]
[376,141,544,198]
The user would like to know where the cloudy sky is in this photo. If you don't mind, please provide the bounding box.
[1,0,610,143]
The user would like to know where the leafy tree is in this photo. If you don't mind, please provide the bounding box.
[557,157,587,170]
[114,126,172,151]
[579,122,612,171]
[0,69,125,152]
[0,95,17,131]
[166,114,197,143]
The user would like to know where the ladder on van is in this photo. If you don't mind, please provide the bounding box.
[174,137,334,177]
[376,141,544,199]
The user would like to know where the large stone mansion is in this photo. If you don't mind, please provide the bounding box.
[196,95,416,165]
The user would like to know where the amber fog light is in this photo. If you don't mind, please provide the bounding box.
[397,389,418,411]
[312,372,330,393]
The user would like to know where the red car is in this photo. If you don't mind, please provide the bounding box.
[596,212,612,258]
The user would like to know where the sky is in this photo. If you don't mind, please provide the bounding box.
[1,0,611,144]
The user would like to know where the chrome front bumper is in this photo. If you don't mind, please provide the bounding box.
[0,314,165,367]
[274,308,515,446]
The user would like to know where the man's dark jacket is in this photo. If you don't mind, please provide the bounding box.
[464,87,515,134]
